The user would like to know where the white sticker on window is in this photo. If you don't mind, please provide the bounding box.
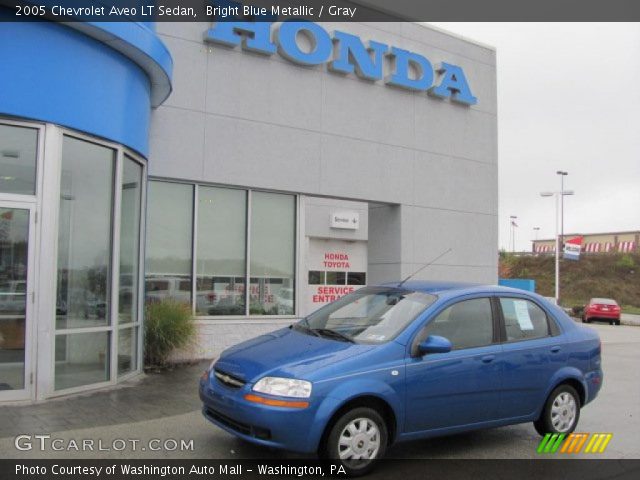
[514,300,534,330]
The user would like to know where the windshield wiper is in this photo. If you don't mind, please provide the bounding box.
[293,321,321,337]
[311,328,355,343]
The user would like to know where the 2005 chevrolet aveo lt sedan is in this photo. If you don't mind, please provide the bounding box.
[199,282,602,474]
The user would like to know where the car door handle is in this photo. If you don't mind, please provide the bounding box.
[550,346,562,353]
[481,355,495,363]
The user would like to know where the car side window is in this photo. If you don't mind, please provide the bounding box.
[499,298,549,341]
[422,298,494,350]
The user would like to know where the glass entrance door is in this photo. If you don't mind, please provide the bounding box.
[0,204,34,400]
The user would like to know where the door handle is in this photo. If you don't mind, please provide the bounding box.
[481,355,495,363]
[550,346,561,353]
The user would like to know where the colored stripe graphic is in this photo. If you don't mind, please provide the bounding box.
[538,433,612,454]
[537,433,566,453]
[560,433,589,453]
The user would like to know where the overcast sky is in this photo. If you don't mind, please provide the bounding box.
[429,23,640,251]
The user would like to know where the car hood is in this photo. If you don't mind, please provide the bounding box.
[214,327,375,383]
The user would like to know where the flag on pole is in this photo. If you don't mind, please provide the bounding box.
[511,220,518,227]
[563,236,583,261]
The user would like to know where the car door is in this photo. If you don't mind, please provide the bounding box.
[404,296,503,433]
[496,296,567,419]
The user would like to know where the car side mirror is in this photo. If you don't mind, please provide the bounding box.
[418,335,452,355]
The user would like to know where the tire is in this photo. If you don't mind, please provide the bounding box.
[615,320,621,326]
[534,384,581,436]
[321,407,388,476]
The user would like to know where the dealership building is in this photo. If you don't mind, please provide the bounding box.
[0,15,497,401]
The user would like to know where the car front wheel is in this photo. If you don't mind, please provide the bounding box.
[534,384,581,436]
[322,407,387,476]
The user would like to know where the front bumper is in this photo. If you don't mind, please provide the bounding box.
[199,376,322,453]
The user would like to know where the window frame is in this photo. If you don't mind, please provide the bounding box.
[410,295,500,357]
[493,295,560,344]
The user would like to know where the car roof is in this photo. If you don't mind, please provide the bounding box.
[379,280,534,299]
[590,298,617,304]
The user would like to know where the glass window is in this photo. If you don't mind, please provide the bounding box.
[196,186,246,316]
[347,272,366,285]
[499,298,550,341]
[308,271,324,285]
[56,137,115,329]
[301,287,437,344]
[118,157,142,324]
[0,124,38,195]
[0,208,30,390]
[326,271,347,285]
[249,192,295,315]
[424,298,494,350]
[55,331,110,390]
[117,327,138,377]
[146,182,193,304]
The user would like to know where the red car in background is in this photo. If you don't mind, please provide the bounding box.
[582,298,621,325]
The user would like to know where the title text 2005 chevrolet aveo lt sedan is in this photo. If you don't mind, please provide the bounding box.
[199,282,602,474]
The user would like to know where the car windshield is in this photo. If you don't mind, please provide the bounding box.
[298,287,437,344]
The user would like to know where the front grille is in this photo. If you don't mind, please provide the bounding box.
[204,408,271,440]
[214,369,246,389]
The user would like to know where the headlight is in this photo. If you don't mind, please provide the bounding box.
[252,377,312,398]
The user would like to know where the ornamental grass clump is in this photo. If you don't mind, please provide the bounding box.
[144,300,195,367]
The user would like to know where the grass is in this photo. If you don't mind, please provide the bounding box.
[500,253,640,310]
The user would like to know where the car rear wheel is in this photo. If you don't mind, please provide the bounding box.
[534,384,581,436]
[615,320,621,326]
[322,407,387,476]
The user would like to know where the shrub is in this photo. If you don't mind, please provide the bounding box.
[144,300,195,367]
[616,254,635,270]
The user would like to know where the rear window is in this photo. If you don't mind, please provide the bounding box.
[591,298,617,305]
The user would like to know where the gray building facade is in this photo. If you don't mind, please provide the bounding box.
[149,21,498,359]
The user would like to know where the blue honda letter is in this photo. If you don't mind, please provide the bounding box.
[275,21,332,66]
[329,31,387,81]
[205,22,276,55]
[429,63,477,105]
[385,47,433,91]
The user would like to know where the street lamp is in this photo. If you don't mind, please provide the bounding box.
[533,227,540,240]
[509,215,518,252]
[540,188,574,304]
[557,171,568,250]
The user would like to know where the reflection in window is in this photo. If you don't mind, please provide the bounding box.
[348,272,366,285]
[249,192,295,315]
[145,182,193,304]
[308,271,324,285]
[196,187,246,316]
[55,331,110,390]
[0,124,38,195]
[117,327,137,377]
[56,137,115,330]
[118,157,142,324]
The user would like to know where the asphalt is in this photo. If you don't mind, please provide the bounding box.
[0,322,638,460]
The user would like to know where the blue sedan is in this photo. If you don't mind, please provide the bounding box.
[199,282,602,474]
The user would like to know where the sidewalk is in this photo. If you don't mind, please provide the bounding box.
[0,361,207,439]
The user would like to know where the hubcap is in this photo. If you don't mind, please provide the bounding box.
[550,392,577,432]
[338,418,380,461]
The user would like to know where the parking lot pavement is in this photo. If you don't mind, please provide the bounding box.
[0,323,638,460]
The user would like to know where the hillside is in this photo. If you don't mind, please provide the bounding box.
[500,253,640,311]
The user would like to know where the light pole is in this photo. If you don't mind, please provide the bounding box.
[557,171,568,251]
[533,227,540,240]
[540,189,574,304]
[510,215,518,252]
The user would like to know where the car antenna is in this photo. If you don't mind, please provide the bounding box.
[397,248,452,287]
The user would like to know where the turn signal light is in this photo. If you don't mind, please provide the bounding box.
[244,394,309,409]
